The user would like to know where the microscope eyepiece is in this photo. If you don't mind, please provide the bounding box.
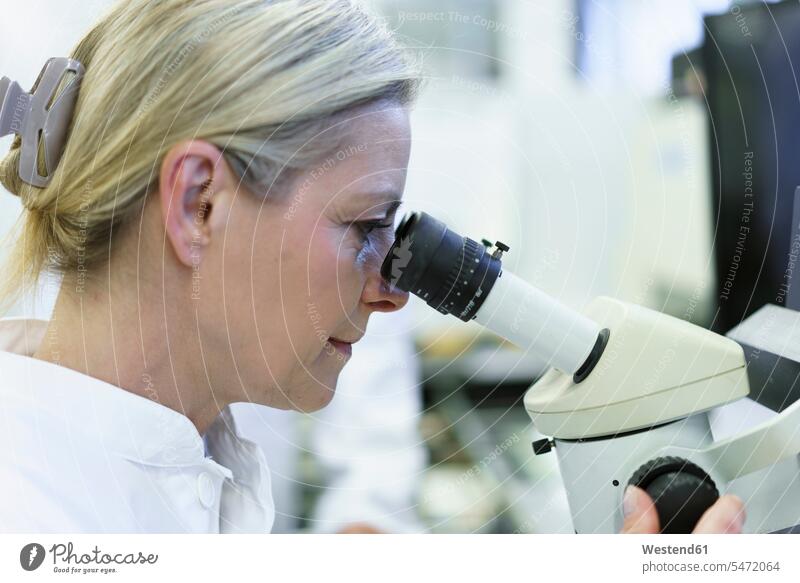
[381,211,609,380]
[380,211,502,321]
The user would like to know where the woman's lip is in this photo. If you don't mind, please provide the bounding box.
[327,338,353,357]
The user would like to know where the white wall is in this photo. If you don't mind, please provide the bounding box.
[398,0,717,338]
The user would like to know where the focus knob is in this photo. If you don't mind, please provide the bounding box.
[627,456,719,534]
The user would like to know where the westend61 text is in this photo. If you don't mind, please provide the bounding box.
[642,544,708,555]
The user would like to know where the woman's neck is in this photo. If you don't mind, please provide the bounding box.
[31,272,224,435]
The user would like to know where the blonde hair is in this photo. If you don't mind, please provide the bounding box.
[0,0,419,311]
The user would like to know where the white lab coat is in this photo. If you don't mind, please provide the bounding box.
[233,309,427,533]
[0,317,275,533]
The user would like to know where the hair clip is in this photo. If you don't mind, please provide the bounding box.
[0,57,85,188]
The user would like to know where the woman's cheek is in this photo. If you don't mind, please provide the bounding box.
[309,230,356,303]
[358,231,392,273]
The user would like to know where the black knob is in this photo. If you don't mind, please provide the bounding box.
[532,438,554,455]
[627,456,719,534]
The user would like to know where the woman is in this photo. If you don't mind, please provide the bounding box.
[0,0,742,534]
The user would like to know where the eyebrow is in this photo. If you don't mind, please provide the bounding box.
[382,199,403,218]
[348,189,403,218]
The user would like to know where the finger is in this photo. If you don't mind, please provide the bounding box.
[337,523,384,534]
[620,486,661,534]
[693,494,746,534]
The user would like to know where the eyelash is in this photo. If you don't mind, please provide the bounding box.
[353,219,393,241]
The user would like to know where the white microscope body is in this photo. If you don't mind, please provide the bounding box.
[380,211,800,533]
[524,297,800,533]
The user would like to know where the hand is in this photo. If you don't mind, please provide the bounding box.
[336,522,385,534]
[620,486,746,534]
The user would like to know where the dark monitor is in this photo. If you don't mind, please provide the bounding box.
[789,187,800,311]
[703,1,800,331]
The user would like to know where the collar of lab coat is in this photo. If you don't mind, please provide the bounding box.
[0,316,274,533]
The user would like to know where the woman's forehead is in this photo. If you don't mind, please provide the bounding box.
[330,104,411,153]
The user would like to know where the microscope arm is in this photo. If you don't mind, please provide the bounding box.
[656,397,800,483]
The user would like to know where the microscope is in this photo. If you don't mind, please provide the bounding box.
[381,211,800,534]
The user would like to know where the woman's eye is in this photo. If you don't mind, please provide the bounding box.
[353,220,393,242]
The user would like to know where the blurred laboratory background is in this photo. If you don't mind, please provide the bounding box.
[2,0,798,532]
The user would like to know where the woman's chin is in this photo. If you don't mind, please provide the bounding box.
[296,388,336,412]
[292,374,339,412]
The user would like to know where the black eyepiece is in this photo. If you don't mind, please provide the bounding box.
[380,211,503,321]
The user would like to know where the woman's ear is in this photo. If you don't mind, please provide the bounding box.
[159,140,230,267]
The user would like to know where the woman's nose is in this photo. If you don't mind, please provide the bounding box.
[362,272,409,313]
